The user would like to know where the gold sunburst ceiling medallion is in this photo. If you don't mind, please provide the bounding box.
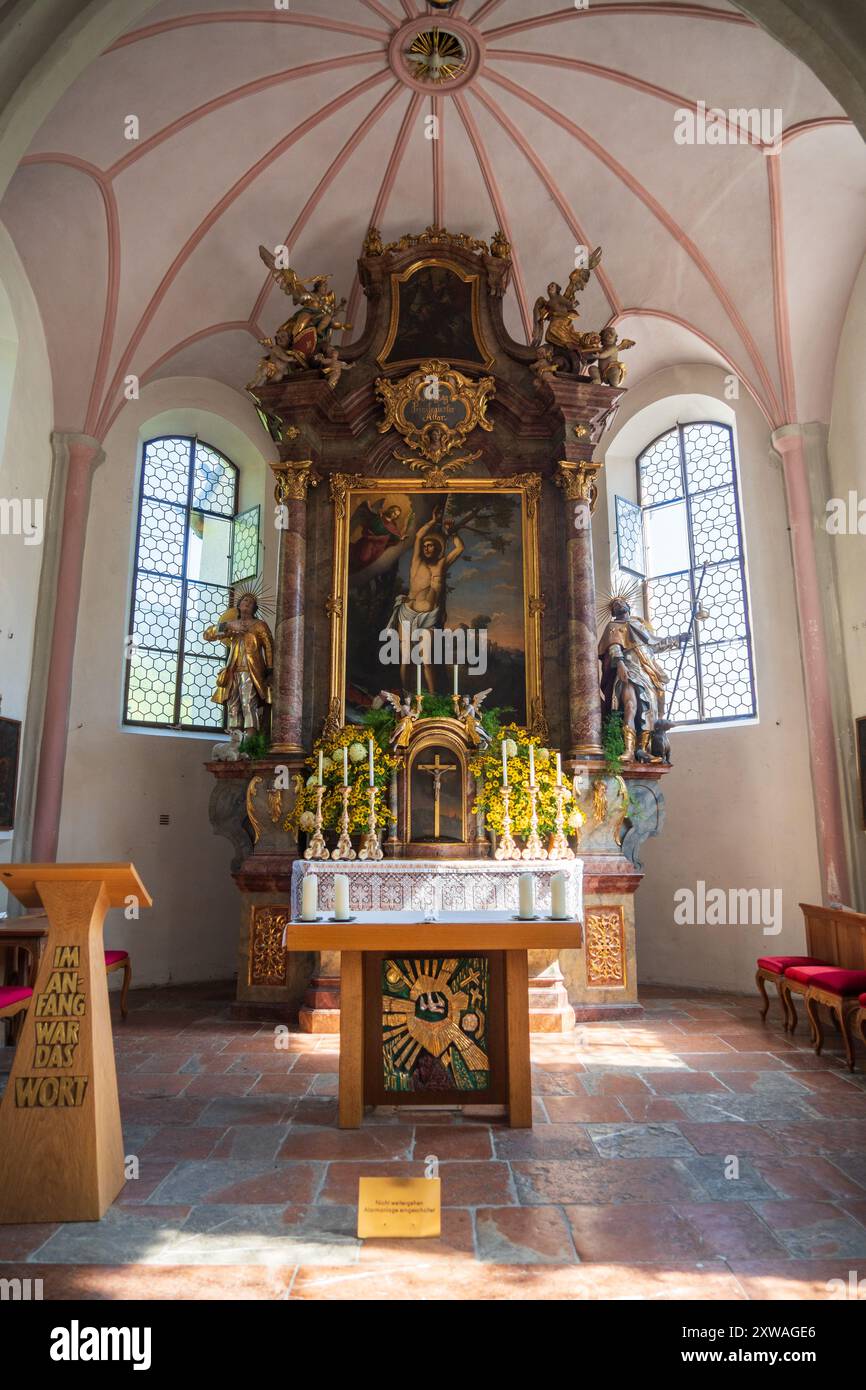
[403,28,467,85]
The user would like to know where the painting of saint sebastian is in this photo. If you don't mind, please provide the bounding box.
[386,506,464,692]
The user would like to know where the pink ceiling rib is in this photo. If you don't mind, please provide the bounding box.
[336,89,425,343]
[485,67,784,422]
[93,69,393,440]
[612,306,775,428]
[470,83,621,317]
[782,116,854,146]
[452,92,532,340]
[485,50,764,148]
[107,53,386,179]
[105,12,387,51]
[250,80,404,326]
[765,157,797,422]
[470,0,508,23]
[19,153,121,437]
[399,0,419,18]
[483,4,754,40]
[432,95,445,227]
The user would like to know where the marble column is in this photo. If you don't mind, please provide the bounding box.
[557,460,603,759]
[773,426,852,905]
[30,432,105,862]
[269,461,317,755]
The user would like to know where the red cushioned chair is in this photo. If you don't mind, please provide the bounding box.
[105,950,132,1020]
[0,984,33,1045]
[756,955,828,1031]
[856,994,866,1056]
[782,965,866,1071]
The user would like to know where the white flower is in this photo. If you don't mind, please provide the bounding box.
[567,809,584,830]
[299,811,316,832]
[504,738,518,758]
[306,774,318,788]
[348,741,366,763]
[321,756,333,773]
[535,747,550,765]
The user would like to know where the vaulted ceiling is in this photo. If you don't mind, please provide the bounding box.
[2,0,865,438]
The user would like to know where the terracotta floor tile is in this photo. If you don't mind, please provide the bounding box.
[319,1160,515,1208]
[581,1073,650,1096]
[678,1202,787,1259]
[139,1127,226,1161]
[644,1070,728,1094]
[412,1125,493,1160]
[565,1202,704,1262]
[358,1207,475,1265]
[475,1206,577,1264]
[249,1074,314,1096]
[621,1096,684,1122]
[677,1123,792,1158]
[728,1261,866,1300]
[753,1156,866,1201]
[752,1200,866,1257]
[512,1157,705,1205]
[542,1095,628,1123]
[278,1125,414,1162]
[0,1263,297,1300]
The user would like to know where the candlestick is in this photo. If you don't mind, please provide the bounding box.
[368,737,374,788]
[494,784,520,860]
[318,749,323,785]
[548,782,575,860]
[529,743,535,785]
[453,664,459,696]
[342,746,348,786]
[521,782,548,860]
[303,783,329,860]
[556,751,562,786]
[333,873,350,921]
[416,661,422,697]
[359,784,383,860]
[331,784,356,860]
[501,740,508,785]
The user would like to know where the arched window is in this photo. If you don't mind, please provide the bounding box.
[615,422,755,724]
[123,435,260,731]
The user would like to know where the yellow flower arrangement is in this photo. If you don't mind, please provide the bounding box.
[470,722,584,843]
[286,724,399,835]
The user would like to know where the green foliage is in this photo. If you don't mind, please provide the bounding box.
[238,730,269,759]
[601,711,625,776]
[361,705,395,748]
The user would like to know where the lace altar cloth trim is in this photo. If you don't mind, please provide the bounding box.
[290,858,583,921]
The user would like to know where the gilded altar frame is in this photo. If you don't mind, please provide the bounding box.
[377,258,495,371]
[327,474,545,735]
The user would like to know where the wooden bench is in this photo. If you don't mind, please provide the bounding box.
[777,904,866,1070]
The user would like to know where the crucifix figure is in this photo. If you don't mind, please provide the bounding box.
[417,752,458,840]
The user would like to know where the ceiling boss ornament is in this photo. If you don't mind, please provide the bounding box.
[375,359,495,487]
[403,28,467,85]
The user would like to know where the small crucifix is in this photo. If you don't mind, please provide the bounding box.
[417,752,458,839]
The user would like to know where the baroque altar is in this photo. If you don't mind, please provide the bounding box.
[206,225,671,1035]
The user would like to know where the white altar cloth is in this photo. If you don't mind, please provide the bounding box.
[290,858,583,923]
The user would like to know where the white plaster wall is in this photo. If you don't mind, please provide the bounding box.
[0,221,53,911]
[598,365,822,992]
[828,252,866,760]
[57,379,275,985]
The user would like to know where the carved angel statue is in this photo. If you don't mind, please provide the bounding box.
[380,689,419,749]
[459,688,492,748]
[588,326,636,388]
[256,244,352,372]
[314,345,354,389]
[532,248,603,369]
[530,344,559,391]
[246,328,295,392]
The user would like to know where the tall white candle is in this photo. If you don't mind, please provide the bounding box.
[453,664,459,695]
[334,873,350,921]
[416,661,422,697]
[556,752,562,787]
[318,749,323,785]
[551,871,568,919]
[528,744,535,786]
[368,737,375,787]
[519,872,534,918]
[342,746,348,786]
[502,740,508,786]
[301,874,317,921]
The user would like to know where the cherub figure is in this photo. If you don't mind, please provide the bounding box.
[531,344,559,391]
[459,688,493,748]
[379,690,419,749]
[315,345,354,389]
[589,326,636,388]
[532,248,603,362]
[246,328,294,392]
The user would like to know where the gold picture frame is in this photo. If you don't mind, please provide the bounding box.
[377,257,495,371]
[327,474,545,735]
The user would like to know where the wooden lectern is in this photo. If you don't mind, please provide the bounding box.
[0,863,151,1223]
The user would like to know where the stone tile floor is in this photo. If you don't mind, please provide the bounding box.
[2,981,866,1300]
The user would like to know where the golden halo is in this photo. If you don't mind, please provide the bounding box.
[230,574,275,620]
[596,574,642,630]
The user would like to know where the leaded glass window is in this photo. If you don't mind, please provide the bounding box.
[124,436,242,731]
[635,422,755,725]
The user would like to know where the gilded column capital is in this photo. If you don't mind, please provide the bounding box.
[270,459,319,503]
[556,459,602,513]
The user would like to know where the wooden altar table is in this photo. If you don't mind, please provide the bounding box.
[282,911,582,1128]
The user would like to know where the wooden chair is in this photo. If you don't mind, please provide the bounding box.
[756,954,828,1030]
[856,993,866,1055]
[0,985,33,1045]
[782,965,866,1071]
[104,949,132,1019]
